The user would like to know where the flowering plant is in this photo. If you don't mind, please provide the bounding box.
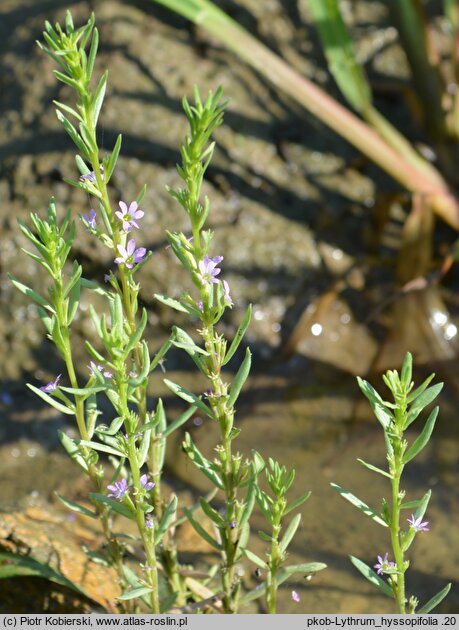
[333,352,451,613]
[9,11,324,613]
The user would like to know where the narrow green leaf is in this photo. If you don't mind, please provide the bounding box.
[86,26,99,80]
[9,276,53,310]
[239,562,326,604]
[406,373,436,404]
[242,548,268,569]
[401,352,413,389]
[357,458,392,479]
[284,490,311,516]
[279,513,301,556]
[92,70,107,127]
[117,586,154,601]
[88,493,135,519]
[227,347,251,407]
[349,555,394,598]
[53,100,83,122]
[55,493,97,518]
[183,507,221,550]
[53,70,80,91]
[154,293,192,314]
[27,384,75,415]
[223,304,252,365]
[155,496,178,544]
[60,385,106,397]
[418,583,451,613]
[182,433,224,489]
[309,0,371,112]
[357,377,393,429]
[405,384,443,428]
[172,326,209,355]
[79,440,125,457]
[163,405,196,438]
[104,133,122,182]
[95,416,124,437]
[403,407,439,463]
[55,110,89,158]
[124,308,148,358]
[164,379,211,417]
[0,553,89,598]
[331,483,388,527]
[199,498,226,528]
[58,431,88,472]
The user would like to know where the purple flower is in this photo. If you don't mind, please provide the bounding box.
[115,201,144,232]
[107,478,130,499]
[40,374,61,393]
[222,280,232,305]
[292,591,300,603]
[79,165,104,183]
[374,553,396,575]
[140,474,155,491]
[197,300,204,312]
[88,361,112,379]
[114,239,147,269]
[145,516,154,529]
[197,255,223,285]
[408,514,430,532]
[228,521,236,529]
[82,209,97,229]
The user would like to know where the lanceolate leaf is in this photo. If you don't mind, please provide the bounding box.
[403,407,439,463]
[164,379,211,417]
[356,377,393,429]
[55,493,97,518]
[117,586,154,601]
[331,483,388,527]
[356,458,392,479]
[27,383,75,415]
[88,493,135,519]
[183,507,221,551]
[223,304,252,365]
[349,555,394,598]
[418,583,451,613]
[279,513,302,556]
[58,430,88,472]
[405,384,443,428]
[227,347,251,407]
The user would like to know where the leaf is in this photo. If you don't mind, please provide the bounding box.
[55,493,97,518]
[0,553,89,598]
[227,347,251,407]
[105,133,122,182]
[182,433,224,490]
[349,555,394,598]
[279,513,302,556]
[405,384,443,428]
[309,0,372,112]
[117,586,154,601]
[356,377,393,429]
[239,562,326,604]
[9,276,53,311]
[92,70,107,127]
[172,326,209,355]
[241,548,268,569]
[55,110,89,158]
[356,458,392,479]
[331,483,388,527]
[418,583,451,613]
[163,405,196,438]
[59,385,106,397]
[284,490,311,516]
[155,495,178,544]
[164,379,211,417]
[223,304,252,365]
[124,308,148,358]
[86,26,99,80]
[154,293,192,314]
[198,498,226,528]
[27,384,75,415]
[88,493,135,519]
[58,431,88,472]
[79,440,125,458]
[183,507,221,550]
[403,407,439,463]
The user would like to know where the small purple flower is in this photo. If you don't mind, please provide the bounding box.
[82,209,97,229]
[40,374,61,393]
[79,165,104,183]
[140,474,155,491]
[197,300,204,312]
[104,273,111,283]
[408,514,430,532]
[145,516,154,529]
[292,591,300,603]
[114,239,147,269]
[228,521,236,529]
[107,478,129,499]
[115,201,144,232]
[374,553,396,575]
[222,280,232,305]
[197,255,223,285]
[88,361,113,379]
